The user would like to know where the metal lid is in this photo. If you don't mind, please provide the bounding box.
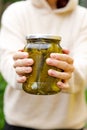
[26,34,61,41]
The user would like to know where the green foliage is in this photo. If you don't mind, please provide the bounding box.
[85,90,87,102]
[3,0,21,3]
[0,74,7,130]
[79,0,87,7]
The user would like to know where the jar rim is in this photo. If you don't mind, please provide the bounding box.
[26,34,61,41]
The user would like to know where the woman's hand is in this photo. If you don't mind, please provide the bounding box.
[13,49,74,90]
[46,50,74,90]
[13,51,34,83]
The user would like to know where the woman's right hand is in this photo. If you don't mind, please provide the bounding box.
[13,51,34,83]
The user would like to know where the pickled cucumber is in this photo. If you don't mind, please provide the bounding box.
[23,48,43,94]
[38,43,62,94]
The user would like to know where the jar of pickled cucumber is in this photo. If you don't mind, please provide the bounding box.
[22,34,62,95]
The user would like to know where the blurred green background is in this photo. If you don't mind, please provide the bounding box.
[0,0,87,130]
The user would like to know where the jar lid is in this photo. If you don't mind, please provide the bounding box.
[26,34,61,41]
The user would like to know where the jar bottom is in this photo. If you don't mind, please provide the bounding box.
[23,82,61,95]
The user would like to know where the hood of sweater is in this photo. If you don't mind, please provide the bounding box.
[30,0,78,14]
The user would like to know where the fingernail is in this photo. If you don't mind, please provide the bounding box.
[57,82,63,88]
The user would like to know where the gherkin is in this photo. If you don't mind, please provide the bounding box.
[22,35,62,95]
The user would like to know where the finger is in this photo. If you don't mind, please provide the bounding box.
[46,58,74,72]
[13,58,34,68]
[48,69,72,80]
[18,49,24,52]
[13,52,29,60]
[17,75,27,83]
[50,53,73,64]
[62,49,70,54]
[57,81,69,89]
[15,67,32,75]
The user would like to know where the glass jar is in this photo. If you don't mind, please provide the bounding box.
[22,34,62,95]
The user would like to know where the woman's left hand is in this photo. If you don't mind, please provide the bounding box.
[46,51,74,89]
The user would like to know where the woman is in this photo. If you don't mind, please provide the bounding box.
[0,0,87,129]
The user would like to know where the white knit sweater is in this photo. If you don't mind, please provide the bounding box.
[0,0,87,129]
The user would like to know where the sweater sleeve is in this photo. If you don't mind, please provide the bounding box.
[0,3,26,89]
[63,12,87,94]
